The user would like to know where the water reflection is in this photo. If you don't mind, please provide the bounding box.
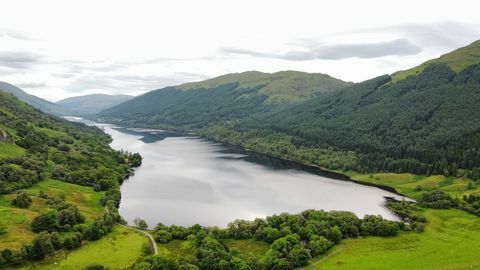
[103,126,406,227]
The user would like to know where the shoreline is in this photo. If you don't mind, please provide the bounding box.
[94,119,410,199]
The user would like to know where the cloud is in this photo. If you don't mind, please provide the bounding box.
[52,73,76,78]
[221,39,422,61]
[0,51,42,69]
[0,28,33,40]
[15,82,47,88]
[64,72,209,95]
[352,21,480,50]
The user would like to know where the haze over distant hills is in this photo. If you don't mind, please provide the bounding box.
[0,81,68,116]
[0,82,134,117]
[57,94,133,116]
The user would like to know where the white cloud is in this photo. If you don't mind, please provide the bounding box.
[0,0,479,101]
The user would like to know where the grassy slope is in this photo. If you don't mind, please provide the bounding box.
[392,40,480,82]
[9,225,147,270]
[26,179,105,221]
[0,196,37,249]
[0,142,25,158]
[343,172,480,200]
[306,209,480,270]
[177,71,352,105]
[0,179,104,249]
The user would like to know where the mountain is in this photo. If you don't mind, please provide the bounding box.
[98,71,352,127]
[100,40,480,180]
[239,40,480,178]
[0,81,68,116]
[57,94,133,116]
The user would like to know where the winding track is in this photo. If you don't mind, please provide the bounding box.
[117,223,158,255]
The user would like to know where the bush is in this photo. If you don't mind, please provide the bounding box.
[31,208,59,233]
[154,230,172,243]
[134,217,148,230]
[264,234,310,269]
[308,236,333,256]
[28,232,55,260]
[11,192,32,208]
[419,190,458,209]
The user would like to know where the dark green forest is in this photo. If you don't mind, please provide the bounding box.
[244,63,480,178]
[98,61,480,181]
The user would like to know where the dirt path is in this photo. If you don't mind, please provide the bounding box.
[117,223,158,255]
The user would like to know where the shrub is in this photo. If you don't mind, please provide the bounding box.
[11,192,32,208]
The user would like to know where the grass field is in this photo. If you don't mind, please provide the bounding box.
[345,172,480,199]
[223,239,270,259]
[0,142,25,158]
[10,225,148,270]
[25,179,105,222]
[0,179,105,250]
[305,209,480,270]
[0,195,38,249]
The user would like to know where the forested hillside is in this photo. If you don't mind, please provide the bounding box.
[98,71,351,128]
[99,40,480,181]
[0,90,140,267]
[243,60,480,178]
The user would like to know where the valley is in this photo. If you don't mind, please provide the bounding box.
[0,35,480,270]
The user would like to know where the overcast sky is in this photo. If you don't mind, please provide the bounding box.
[1,0,480,101]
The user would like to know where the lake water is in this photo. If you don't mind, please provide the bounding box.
[101,125,406,227]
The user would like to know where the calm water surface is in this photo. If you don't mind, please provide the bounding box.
[102,126,406,227]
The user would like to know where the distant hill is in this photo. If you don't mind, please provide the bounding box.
[57,94,133,116]
[0,81,68,116]
[98,71,352,127]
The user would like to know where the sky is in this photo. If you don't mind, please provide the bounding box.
[1,0,480,101]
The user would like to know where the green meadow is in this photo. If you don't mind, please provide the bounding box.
[9,225,147,270]
[0,179,105,250]
[0,142,25,158]
[345,172,480,199]
[306,209,480,270]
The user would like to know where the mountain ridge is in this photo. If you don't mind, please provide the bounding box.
[0,81,68,116]
[98,39,480,180]
[57,93,133,116]
[392,39,480,82]
[98,70,352,126]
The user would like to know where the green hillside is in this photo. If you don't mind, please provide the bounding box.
[99,40,480,181]
[178,70,352,104]
[0,82,69,116]
[246,62,480,178]
[56,94,133,116]
[0,90,139,268]
[98,71,351,127]
[392,40,480,82]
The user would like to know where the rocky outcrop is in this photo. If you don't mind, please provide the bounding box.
[0,130,8,141]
